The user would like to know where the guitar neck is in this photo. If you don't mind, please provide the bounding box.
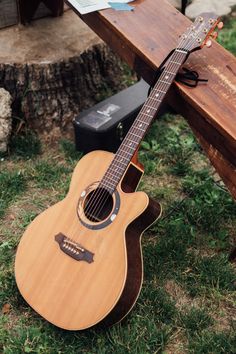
[100,49,187,193]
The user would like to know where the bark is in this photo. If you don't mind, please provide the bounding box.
[0,43,128,138]
[0,88,12,152]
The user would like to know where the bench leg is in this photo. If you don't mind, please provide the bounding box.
[181,0,188,14]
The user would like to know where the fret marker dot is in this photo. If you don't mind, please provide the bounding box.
[165,75,169,79]
[139,124,142,127]
[147,109,150,113]
[155,93,159,97]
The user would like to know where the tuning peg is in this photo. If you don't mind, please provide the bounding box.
[217,22,224,30]
[206,39,212,48]
[211,31,218,40]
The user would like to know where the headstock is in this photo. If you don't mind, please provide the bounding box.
[178,13,223,52]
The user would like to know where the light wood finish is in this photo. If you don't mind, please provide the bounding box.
[69,0,236,198]
[15,151,153,330]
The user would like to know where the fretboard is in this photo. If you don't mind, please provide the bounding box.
[100,49,187,193]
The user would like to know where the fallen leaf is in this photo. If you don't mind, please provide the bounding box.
[2,303,11,314]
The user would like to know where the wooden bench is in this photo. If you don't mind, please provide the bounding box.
[68,0,236,199]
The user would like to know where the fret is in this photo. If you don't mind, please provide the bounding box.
[99,183,113,194]
[114,157,130,167]
[117,154,130,162]
[110,164,124,173]
[169,60,182,65]
[117,147,134,157]
[150,97,162,103]
[163,74,171,79]
[153,89,166,94]
[102,175,119,187]
[159,79,171,85]
[133,126,145,133]
[112,164,128,174]
[146,95,162,104]
[142,108,157,116]
[104,169,121,180]
[136,120,149,127]
[125,138,137,147]
[140,112,153,118]
[101,178,117,189]
[164,70,176,75]
[143,104,157,110]
[127,131,142,139]
[118,144,135,154]
[176,49,188,54]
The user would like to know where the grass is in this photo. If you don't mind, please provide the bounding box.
[0,13,236,354]
[218,17,236,55]
[1,116,235,354]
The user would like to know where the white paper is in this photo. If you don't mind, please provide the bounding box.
[68,0,111,14]
[67,0,134,14]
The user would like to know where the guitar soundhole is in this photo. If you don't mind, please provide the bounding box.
[83,188,114,223]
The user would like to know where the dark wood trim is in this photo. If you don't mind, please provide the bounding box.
[121,163,143,193]
[100,196,161,327]
[99,163,161,327]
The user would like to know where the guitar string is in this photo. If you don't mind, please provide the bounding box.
[83,51,189,221]
[83,25,202,222]
[80,19,211,225]
[83,48,195,223]
[84,51,187,222]
[81,29,205,223]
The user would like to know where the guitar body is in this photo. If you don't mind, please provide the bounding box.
[15,150,161,330]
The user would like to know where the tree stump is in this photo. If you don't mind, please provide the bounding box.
[0,10,130,140]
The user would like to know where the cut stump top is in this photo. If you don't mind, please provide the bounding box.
[0,10,101,64]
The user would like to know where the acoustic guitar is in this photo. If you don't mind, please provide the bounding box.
[15,13,222,330]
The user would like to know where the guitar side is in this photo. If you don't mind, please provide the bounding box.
[101,167,162,327]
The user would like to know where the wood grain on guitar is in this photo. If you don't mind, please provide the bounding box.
[15,13,222,330]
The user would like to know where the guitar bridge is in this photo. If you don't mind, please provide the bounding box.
[55,233,94,263]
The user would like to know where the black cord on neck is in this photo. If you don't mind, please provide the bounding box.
[148,48,208,95]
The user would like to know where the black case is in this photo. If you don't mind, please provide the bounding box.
[73,79,150,153]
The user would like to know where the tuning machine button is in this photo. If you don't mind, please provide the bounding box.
[211,32,218,40]
[206,40,212,48]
